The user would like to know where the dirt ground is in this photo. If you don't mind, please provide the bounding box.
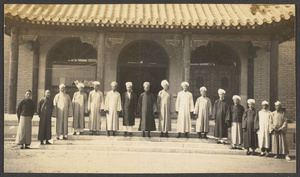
[3,141,296,173]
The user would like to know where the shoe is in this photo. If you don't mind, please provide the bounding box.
[113,131,116,136]
[142,132,145,137]
[46,141,51,145]
[285,155,291,161]
[185,133,189,138]
[260,152,265,156]
[148,132,151,138]
[56,137,59,140]
[165,133,169,138]
[40,141,45,145]
[73,132,76,135]
[246,151,251,155]
[20,146,24,149]
[25,146,30,149]
[217,141,222,144]
[231,146,237,149]
[176,133,181,138]
[274,155,278,159]
[63,137,67,140]
[160,132,164,137]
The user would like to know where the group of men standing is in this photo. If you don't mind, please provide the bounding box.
[15,80,290,160]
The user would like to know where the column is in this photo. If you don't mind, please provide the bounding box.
[32,41,39,105]
[270,40,279,111]
[8,27,19,114]
[183,33,191,83]
[97,31,106,93]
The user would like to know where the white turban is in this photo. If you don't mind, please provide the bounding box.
[200,86,207,92]
[161,80,169,87]
[93,81,100,86]
[181,82,189,87]
[111,81,118,87]
[247,99,255,104]
[218,89,226,95]
[77,83,84,88]
[232,95,241,101]
[274,101,281,106]
[262,100,269,105]
[143,82,150,87]
[59,84,66,89]
[125,82,132,87]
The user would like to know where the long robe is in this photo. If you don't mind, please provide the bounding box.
[138,92,157,131]
[157,90,172,132]
[16,99,35,145]
[230,104,245,145]
[105,90,122,131]
[194,96,212,133]
[122,92,137,126]
[257,109,271,149]
[72,91,88,129]
[242,108,259,149]
[37,97,53,141]
[270,110,289,155]
[212,99,230,138]
[176,91,194,133]
[88,90,104,131]
[53,93,73,136]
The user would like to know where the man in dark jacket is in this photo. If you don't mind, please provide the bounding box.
[122,82,137,137]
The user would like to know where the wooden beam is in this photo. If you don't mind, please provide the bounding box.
[183,32,191,83]
[8,27,19,114]
[32,40,39,107]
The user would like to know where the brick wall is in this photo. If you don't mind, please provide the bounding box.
[253,47,270,109]
[4,34,10,113]
[278,40,296,121]
[16,42,34,110]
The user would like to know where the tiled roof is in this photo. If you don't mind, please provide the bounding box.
[4,4,295,28]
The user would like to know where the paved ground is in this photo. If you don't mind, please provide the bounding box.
[4,141,296,173]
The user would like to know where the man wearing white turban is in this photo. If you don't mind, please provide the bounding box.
[157,80,172,137]
[88,81,104,135]
[257,101,271,156]
[137,82,157,137]
[72,83,88,135]
[122,82,137,137]
[105,81,122,136]
[176,82,194,138]
[270,101,290,160]
[229,95,245,149]
[194,86,212,139]
[53,84,73,139]
[242,99,259,155]
[212,89,230,143]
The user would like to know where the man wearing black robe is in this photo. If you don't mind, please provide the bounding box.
[122,82,137,137]
[37,90,54,145]
[137,82,157,137]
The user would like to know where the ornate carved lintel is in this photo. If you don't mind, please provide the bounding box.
[190,40,209,49]
[251,41,271,49]
[80,36,98,48]
[165,39,183,47]
[105,38,124,46]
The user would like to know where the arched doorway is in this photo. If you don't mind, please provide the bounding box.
[190,42,240,104]
[46,38,97,99]
[117,40,169,97]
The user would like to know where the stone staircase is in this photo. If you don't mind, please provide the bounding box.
[4,114,296,156]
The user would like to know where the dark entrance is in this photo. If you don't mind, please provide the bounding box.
[190,42,240,105]
[117,40,169,97]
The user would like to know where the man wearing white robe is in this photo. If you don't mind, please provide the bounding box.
[257,101,272,156]
[72,83,88,135]
[194,86,212,139]
[53,84,73,140]
[88,81,104,135]
[176,82,194,138]
[157,80,172,137]
[104,81,122,136]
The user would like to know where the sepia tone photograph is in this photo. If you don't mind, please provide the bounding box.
[2,3,296,174]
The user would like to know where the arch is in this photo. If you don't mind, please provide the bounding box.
[117,40,169,97]
[45,37,97,99]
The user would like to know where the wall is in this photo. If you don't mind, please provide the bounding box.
[278,40,296,121]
